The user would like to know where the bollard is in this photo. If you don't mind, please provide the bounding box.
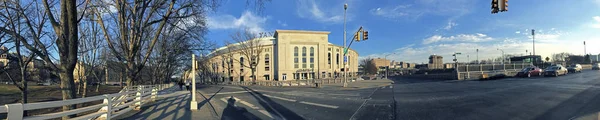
[134,85,143,110]
[99,94,112,120]
[152,87,158,101]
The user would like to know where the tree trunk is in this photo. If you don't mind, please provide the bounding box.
[21,69,28,116]
[82,80,87,98]
[59,71,76,119]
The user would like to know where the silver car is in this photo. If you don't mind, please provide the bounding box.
[567,64,583,73]
[593,63,600,70]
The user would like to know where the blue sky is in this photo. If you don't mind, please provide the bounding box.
[205,0,600,63]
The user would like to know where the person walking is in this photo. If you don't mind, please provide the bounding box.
[185,81,190,91]
[178,81,183,90]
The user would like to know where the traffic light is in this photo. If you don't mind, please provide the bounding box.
[363,31,368,40]
[501,0,508,12]
[353,32,360,41]
[491,0,499,14]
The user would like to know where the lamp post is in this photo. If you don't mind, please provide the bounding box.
[476,49,479,64]
[343,3,348,87]
[497,48,505,64]
[190,54,198,110]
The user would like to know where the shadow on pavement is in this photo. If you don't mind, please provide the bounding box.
[221,97,260,120]
[127,94,192,120]
[198,87,223,117]
[534,77,600,120]
[241,86,305,120]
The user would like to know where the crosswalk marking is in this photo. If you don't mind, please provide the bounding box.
[299,101,339,109]
[263,94,298,102]
[210,91,250,95]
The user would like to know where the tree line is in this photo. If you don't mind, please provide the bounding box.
[0,0,270,118]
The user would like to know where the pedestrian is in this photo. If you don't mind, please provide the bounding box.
[185,81,190,91]
[178,81,183,90]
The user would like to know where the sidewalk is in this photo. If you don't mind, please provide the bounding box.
[116,86,222,120]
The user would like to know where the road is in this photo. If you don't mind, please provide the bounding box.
[394,70,600,120]
[193,70,600,120]
[195,83,392,120]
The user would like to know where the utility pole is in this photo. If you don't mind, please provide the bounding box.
[476,49,479,64]
[343,3,348,87]
[532,29,535,56]
[190,54,198,110]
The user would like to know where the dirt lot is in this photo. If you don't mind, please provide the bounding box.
[0,84,123,119]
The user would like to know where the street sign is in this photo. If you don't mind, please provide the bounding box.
[344,56,347,62]
[455,52,462,55]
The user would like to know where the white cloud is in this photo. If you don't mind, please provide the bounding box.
[443,21,458,30]
[422,33,493,44]
[369,5,411,19]
[515,31,521,34]
[365,40,597,63]
[591,16,600,28]
[370,0,472,20]
[207,11,267,33]
[296,0,345,23]
[277,20,288,27]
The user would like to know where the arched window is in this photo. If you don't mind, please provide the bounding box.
[302,47,307,68]
[310,47,314,57]
[328,53,331,64]
[294,47,298,57]
[294,47,299,68]
[240,57,244,73]
[310,47,314,68]
[240,57,244,66]
[265,54,270,71]
[336,53,339,65]
[302,47,307,57]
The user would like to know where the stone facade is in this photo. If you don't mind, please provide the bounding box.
[207,30,359,81]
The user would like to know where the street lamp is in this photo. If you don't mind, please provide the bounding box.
[476,49,479,64]
[343,3,348,87]
[190,54,198,110]
[497,48,505,64]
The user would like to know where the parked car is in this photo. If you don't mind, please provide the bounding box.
[516,66,543,77]
[592,63,600,70]
[567,64,583,73]
[544,66,568,77]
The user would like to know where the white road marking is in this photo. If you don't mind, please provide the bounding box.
[299,101,339,109]
[389,86,393,88]
[258,110,273,118]
[381,87,385,89]
[232,97,260,109]
[211,91,250,95]
[263,94,298,102]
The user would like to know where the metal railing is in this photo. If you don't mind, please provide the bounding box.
[1,83,174,120]
[456,63,532,80]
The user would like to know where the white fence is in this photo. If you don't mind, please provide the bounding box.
[0,83,174,120]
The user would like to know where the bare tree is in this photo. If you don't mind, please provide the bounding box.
[227,29,269,83]
[552,52,572,62]
[76,12,104,97]
[41,0,87,117]
[360,58,377,75]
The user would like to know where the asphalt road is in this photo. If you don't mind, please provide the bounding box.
[196,83,388,120]
[195,70,600,120]
[393,70,600,120]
